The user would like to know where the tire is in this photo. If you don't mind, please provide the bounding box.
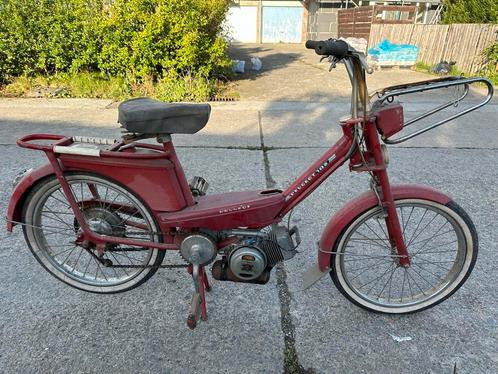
[22,172,166,294]
[330,199,478,314]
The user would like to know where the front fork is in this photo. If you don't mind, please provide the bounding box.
[371,172,411,267]
[362,122,411,267]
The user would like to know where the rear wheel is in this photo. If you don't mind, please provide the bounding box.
[22,173,165,293]
[330,199,477,314]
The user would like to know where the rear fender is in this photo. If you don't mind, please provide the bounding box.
[317,184,452,271]
[6,164,54,232]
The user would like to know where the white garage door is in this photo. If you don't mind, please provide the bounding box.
[225,6,258,43]
[262,6,303,43]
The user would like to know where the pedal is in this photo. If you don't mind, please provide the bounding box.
[187,292,201,330]
[189,176,209,197]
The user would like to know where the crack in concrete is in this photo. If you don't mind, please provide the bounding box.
[258,111,315,374]
[1,143,498,151]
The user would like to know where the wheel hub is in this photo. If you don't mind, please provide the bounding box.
[88,217,113,235]
[77,206,126,237]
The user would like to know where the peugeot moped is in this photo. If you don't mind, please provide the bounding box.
[7,40,493,329]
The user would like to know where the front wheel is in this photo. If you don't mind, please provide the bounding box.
[330,199,478,314]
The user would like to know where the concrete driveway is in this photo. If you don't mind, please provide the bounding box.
[228,43,464,103]
[1,45,497,373]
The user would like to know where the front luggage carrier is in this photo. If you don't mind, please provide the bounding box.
[371,76,494,144]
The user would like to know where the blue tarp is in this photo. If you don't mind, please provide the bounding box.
[368,39,419,63]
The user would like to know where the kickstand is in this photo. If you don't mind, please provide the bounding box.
[186,264,212,329]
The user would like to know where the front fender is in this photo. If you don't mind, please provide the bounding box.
[6,164,54,232]
[317,184,452,271]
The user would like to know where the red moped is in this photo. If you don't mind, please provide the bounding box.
[6,40,493,329]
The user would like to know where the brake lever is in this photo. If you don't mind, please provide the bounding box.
[319,55,339,71]
[329,56,338,71]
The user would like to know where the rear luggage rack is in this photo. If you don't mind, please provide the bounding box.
[371,76,494,144]
[17,134,170,160]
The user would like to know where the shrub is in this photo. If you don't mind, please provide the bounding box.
[0,0,102,80]
[484,43,498,70]
[483,42,498,84]
[442,0,498,24]
[98,0,231,80]
[0,0,231,97]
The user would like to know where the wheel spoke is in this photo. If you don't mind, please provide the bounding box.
[107,251,130,277]
[374,218,390,244]
[357,262,394,292]
[408,264,437,289]
[405,268,414,299]
[348,258,391,281]
[400,267,407,302]
[410,227,453,255]
[406,210,438,248]
[72,247,85,272]
[363,221,391,249]
[52,246,77,258]
[41,209,73,230]
[349,230,391,251]
[60,246,78,267]
[405,268,427,296]
[408,218,447,250]
[49,193,70,208]
[413,258,452,272]
[412,241,458,257]
[402,206,415,238]
[377,265,397,300]
[405,208,429,247]
[411,262,444,280]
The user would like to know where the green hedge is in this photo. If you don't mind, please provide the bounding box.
[0,0,230,84]
[441,0,498,24]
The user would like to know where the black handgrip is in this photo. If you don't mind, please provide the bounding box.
[305,39,349,59]
[305,40,319,50]
[316,40,349,58]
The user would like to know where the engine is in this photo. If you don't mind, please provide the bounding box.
[212,225,300,284]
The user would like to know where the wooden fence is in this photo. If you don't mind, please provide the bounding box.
[369,23,498,73]
[338,5,416,40]
[338,6,374,40]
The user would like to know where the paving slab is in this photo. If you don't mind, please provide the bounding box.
[0,145,283,374]
[267,147,498,373]
[260,104,498,149]
[0,99,261,147]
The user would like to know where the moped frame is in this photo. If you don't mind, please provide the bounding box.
[8,56,412,268]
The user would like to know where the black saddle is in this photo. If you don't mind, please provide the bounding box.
[118,98,211,134]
